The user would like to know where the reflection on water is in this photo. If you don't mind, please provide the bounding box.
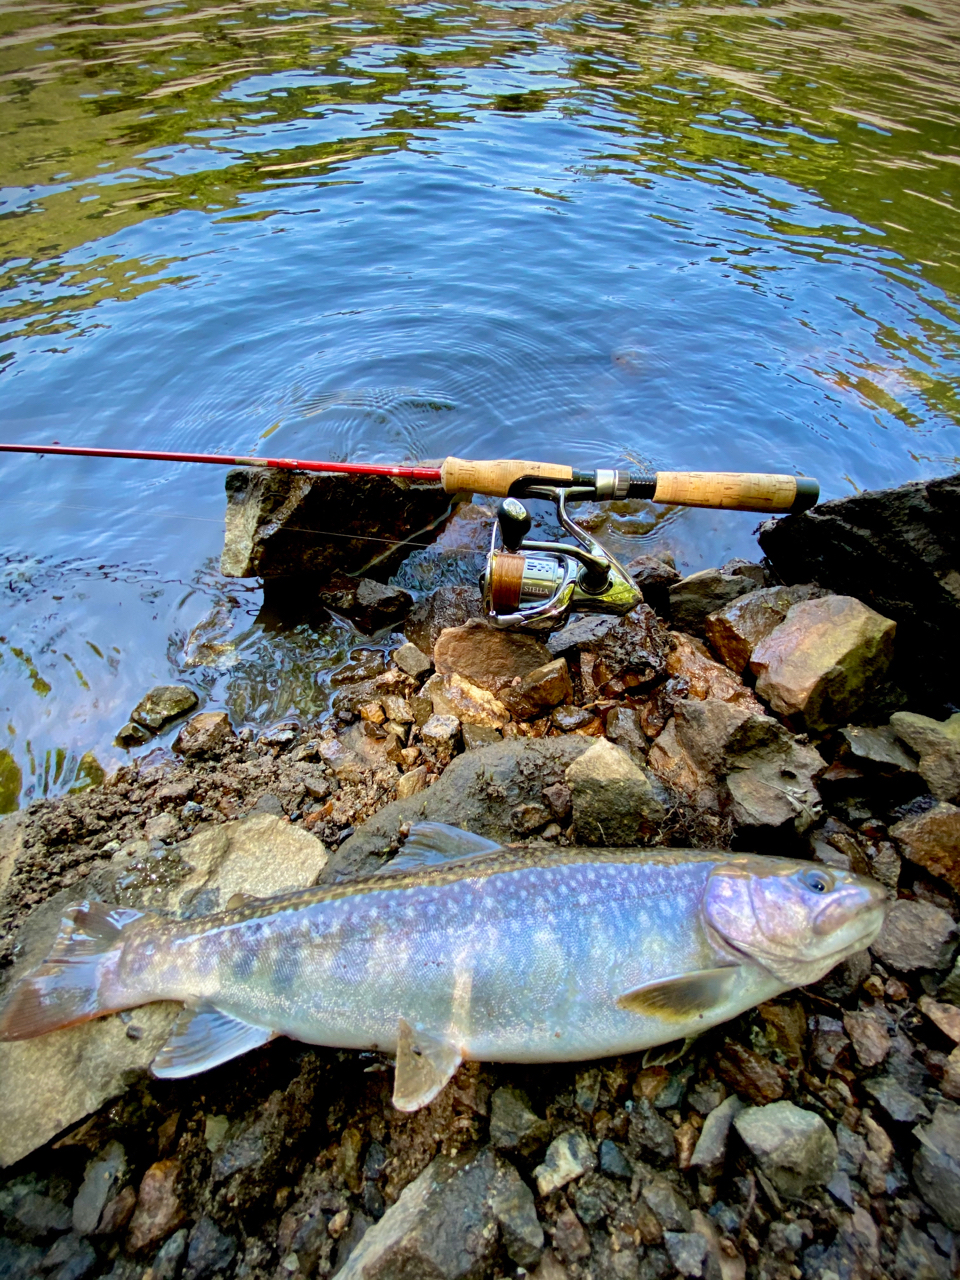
[1,0,959,804]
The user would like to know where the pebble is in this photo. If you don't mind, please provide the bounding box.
[130,684,199,732]
[642,1177,692,1232]
[663,1230,708,1278]
[173,711,236,756]
[864,1074,931,1124]
[919,995,960,1043]
[871,898,959,972]
[689,1094,744,1176]
[534,1131,596,1196]
[419,714,461,765]
[891,802,960,893]
[843,1009,891,1068]
[489,1089,550,1156]
[912,1103,960,1230]
[598,1139,632,1181]
[392,642,433,679]
[733,1101,838,1197]
[126,1160,187,1254]
[72,1141,127,1235]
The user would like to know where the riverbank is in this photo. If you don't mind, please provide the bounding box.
[1,476,959,1280]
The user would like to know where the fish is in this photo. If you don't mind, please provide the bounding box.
[0,823,887,1111]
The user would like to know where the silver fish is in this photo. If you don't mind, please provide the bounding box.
[0,823,887,1111]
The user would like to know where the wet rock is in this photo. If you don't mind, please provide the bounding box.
[663,1231,708,1278]
[126,1160,187,1254]
[553,1206,590,1263]
[173,711,236,756]
[891,802,960,892]
[664,632,764,710]
[534,1131,596,1196]
[404,584,484,654]
[420,714,461,765]
[890,710,960,803]
[183,1215,238,1280]
[72,1141,127,1235]
[871,898,959,972]
[115,721,152,748]
[689,1094,745,1177]
[0,1180,72,1241]
[913,1103,960,1229]
[733,1101,838,1197]
[546,615,618,655]
[0,810,26,896]
[669,568,756,635]
[489,1088,550,1155]
[604,705,646,761]
[393,641,433,679]
[429,673,510,729]
[347,579,413,635]
[97,1186,136,1236]
[716,1041,785,1105]
[130,685,199,732]
[499,658,573,721]
[461,723,501,751]
[840,723,918,773]
[864,1074,931,1124]
[338,1148,542,1278]
[750,595,896,732]
[705,583,826,674]
[565,738,665,845]
[396,765,430,798]
[586,605,668,695]
[551,704,596,733]
[624,553,680,612]
[842,1010,890,1068]
[433,618,553,694]
[642,1178,692,1232]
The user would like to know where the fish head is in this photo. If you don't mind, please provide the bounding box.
[703,855,888,987]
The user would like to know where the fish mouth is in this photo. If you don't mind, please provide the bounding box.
[811,882,890,938]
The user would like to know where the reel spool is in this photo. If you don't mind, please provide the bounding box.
[481,488,642,631]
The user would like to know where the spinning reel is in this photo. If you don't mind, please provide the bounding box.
[481,485,642,632]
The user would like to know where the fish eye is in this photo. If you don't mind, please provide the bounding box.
[800,868,834,894]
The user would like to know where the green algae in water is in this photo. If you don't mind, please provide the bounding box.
[0,751,22,814]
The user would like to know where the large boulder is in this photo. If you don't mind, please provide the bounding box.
[750,595,896,733]
[758,473,960,708]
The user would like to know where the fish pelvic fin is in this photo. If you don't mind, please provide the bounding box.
[0,901,152,1041]
[152,1003,275,1079]
[392,1017,462,1112]
[617,966,743,1022]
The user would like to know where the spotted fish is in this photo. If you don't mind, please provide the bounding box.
[0,823,887,1110]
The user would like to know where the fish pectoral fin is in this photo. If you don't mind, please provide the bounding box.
[642,1036,697,1069]
[382,822,502,874]
[151,1003,274,1079]
[617,967,743,1022]
[392,1017,462,1112]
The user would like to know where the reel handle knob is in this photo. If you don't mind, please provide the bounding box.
[497,497,532,552]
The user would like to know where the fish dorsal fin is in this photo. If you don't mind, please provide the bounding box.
[617,967,742,1022]
[382,822,502,874]
[151,1003,274,1079]
[392,1017,462,1112]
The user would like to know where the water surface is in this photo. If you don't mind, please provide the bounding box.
[1,0,959,807]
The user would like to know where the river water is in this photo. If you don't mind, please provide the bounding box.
[1,0,958,809]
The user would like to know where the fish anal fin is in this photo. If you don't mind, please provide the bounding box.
[392,1017,462,1112]
[384,823,501,874]
[151,1003,274,1079]
[617,967,742,1022]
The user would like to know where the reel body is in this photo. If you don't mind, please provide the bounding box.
[481,486,642,631]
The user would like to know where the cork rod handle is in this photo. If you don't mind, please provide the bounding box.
[653,471,817,514]
[441,456,573,496]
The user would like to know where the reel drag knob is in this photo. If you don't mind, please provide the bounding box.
[496,497,532,552]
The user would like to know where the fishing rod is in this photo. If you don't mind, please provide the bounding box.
[0,442,819,513]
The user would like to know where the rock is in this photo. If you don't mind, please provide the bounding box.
[920,995,960,1042]
[842,1010,890,1068]
[750,595,896,732]
[405,585,484,655]
[460,723,499,751]
[173,812,327,909]
[891,802,960,892]
[430,673,510,729]
[669,568,756,635]
[152,1229,188,1280]
[420,714,461,765]
[221,467,450,581]
[433,619,553,694]
[890,711,960,802]
[864,1074,931,1124]
[585,605,668,695]
[41,1233,97,1280]
[624,553,680,612]
[490,1088,550,1156]
[628,1097,677,1161]
[893,1222,952,1280]
[0,811,26,896]
[182,1216,238,1280]
[716,1041,785,1105]
[664,632,764,710]
[546,615,619,655]
[173,711,236,755]
[126,1160,187,1253]
[689,1094,745,1176]
[604,705,646,761]
[130,685,199,732]
[553,1206,590,1263]
[757,473,960,708]
[534,1131,595,1196]
[840,723,918,773]
[705,584,826,673]
[641,1178,692,1232]
[598,1139,632,1181]
[499,658,573,721]
[871,898,958,972]
[565,738,665,845]
[663,1231,708,1278]
[941,956,960,1005]
[733,1101,838,1197]
[396,765,430,798]
[114,721,152,748]
[551,705,596,733]
[0,1182,72,1241]
[337,1148,542,1279]
[143,812,179,843]
[72,1142,127,1235]
[393,642,433,679]
[913,1103,960,1230]
[347,579,413,635]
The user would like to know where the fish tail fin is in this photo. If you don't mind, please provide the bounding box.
[0,901,152,1040]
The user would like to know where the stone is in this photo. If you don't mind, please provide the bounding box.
[871,898,958,972]
[750,595,896,732]
[664,632,764,711]
[396,765,430,799]
[182,1216,238,1280]
[624,553,680,611]
[920,995,960,1042]
[126,1160,187,1253]
[913,1103,960,1230]
[840,723,918,773]
[431,673,510,729]
[546,615,619,655]
[890,710,960,803]
[565,738,665,845]
[551,705,595,732]
[864,1075,930,1124]
[381,695,414,724]
[586,605,669,695]
[688,1094,745,1177]
[152,1230,188,1280]
[405,586,484,655]
[41,1233,97,1280]
[96,1185,136,1236]
[337,1148,542,1278]
[0,811,26,896]
[72,1142,127,1235]
[115,721,152,748]
[705,583,826,674]
[433,618,553,694]
[533,1131,596,1196]
[173,711,236,755]
[628,1097,677,1161]
[499,658,574,721]
[348,579,413,635]
[462,723,501,750]
[641,1178,692,1232]
[393,641,433,679]
[143,812,179,843]
[221,466,450,581]
[663,1232,707,1278]
[130,685,199,732]
[733,1101,837,1198]
[553,1207,590,1263]
[604,705,646,760]
[173,812,328,909]
[716,1041,785,1105]
[891,802,960,892]
[942,956,960,1005]
[757,474,960,709]
[892,1222,952,1280]
[669,568,756,635]
[490,1088,550,1156]
[420,714,461,765]
[842,1010,890,1068]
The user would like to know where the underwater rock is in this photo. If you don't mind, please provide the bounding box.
[130,685,199,733]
